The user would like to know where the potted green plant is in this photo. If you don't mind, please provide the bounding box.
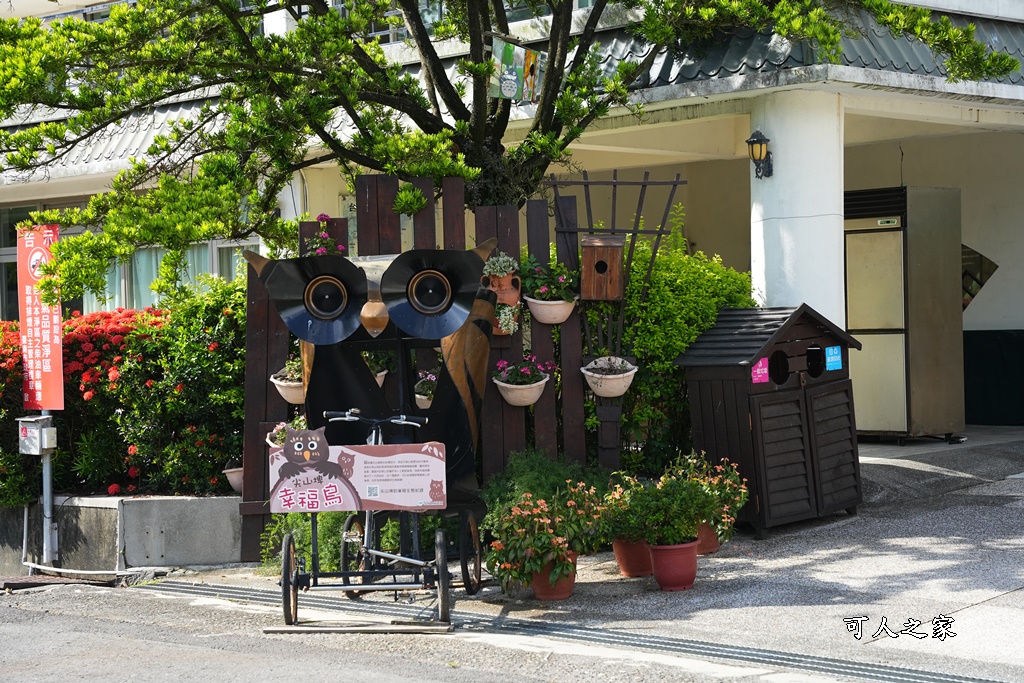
[486,480,605,600]
[633,468,718,591]
[519,255,579,325]
[581,355,638,397]
[491,353,555,406]
[362,350,395,386]
[266,413,308,448]
[669,452,749,553]
[603,473,653,577]
[270,354,305,404]
[414,368,437,409]
[482,251,521,335]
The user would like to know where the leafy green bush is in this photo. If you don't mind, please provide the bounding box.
[0,276,248,505]
[260,511,348,571]
[618,241,756,474]
[113,275,246,495]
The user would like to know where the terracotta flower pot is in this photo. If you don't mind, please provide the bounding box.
[532,551,577,601]
[649,539,700,591]
[612,538,652,577]
[484,272,521,335]
[697,522,719,555]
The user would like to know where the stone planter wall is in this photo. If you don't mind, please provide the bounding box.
[0,496,243,576]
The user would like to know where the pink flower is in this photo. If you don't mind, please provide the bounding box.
[316,213,331,222]
[315,247,327,256]
[127,445,138,456]
[319,232,329,239]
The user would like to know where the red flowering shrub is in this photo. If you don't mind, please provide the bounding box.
[0,277,246,503]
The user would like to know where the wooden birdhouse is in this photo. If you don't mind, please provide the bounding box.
[580,235,625,301]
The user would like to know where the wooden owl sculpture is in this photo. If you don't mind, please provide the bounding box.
[245,240,496,512]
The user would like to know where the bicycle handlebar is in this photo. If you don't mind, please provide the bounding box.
[323,409,428,428]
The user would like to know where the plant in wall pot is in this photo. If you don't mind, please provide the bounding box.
[491,353,556,406]
[603,473,653,577]
[270,354,305,404]
[482,251,521,335]
[581,356,638,398]
[362,351,396,386]
[633,469,718,591]
[519,254,579,325]
[414,369,437,409]
[486,481,605,600]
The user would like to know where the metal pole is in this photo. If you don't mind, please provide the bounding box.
[41,409,58,566]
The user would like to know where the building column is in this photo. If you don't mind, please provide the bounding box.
[750,90,846,328]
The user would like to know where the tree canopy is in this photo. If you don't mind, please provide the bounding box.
[0,0,1017,301]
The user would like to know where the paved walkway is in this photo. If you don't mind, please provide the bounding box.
[167,425,1024,682]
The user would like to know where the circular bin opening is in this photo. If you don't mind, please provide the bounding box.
[594,260,609,274]
[806,345,825,378]
[768,350,790,385]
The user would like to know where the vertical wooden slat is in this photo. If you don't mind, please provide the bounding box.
[556,196,586,464]
[442,177,466,250]
[356,176,380,256]
[411,177,437,249]
[376,176,401,255]
[240,264,289,561]
[497,204,526,458]
[526,199,557,458]
[475,204,504,481]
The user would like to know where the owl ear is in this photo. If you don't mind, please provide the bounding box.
[244,251,369,344]
[379,238,499,340]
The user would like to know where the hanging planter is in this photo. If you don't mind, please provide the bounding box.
[523,296,577,325]
[415,394,432,409]
[482,251,521,336]
[375,370,387,387]
[222,467,244,495]
[581,356,638,397]
[270,375,305,404]
[493,375,549,406]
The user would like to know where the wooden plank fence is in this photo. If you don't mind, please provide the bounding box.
[240,174,684,560]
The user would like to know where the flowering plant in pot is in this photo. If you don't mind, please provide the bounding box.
[668,452,749,545]
[494,302,521,335]
[603,473,654,576]
[270,354,305,404]
[486,480,605,598]
[519,255,579,325]
[491,353,555,406]
[632,468,718,590]
[414,368,437,408]
[267,413,308,447]
[304,213,347,256]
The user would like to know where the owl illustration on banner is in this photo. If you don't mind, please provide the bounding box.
[245,239,496,512]
[279,426,343,480]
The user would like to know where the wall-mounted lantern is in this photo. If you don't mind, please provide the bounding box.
[746,130,773,179]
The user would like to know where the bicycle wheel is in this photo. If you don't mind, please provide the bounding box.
[459,509,482,595]
[435,528,451,623]
[281,533,298,625]
[340,513,366,599]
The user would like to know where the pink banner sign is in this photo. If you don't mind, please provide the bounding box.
[751,357,769,384]
[17,225,64,410]
[269,441,446,513]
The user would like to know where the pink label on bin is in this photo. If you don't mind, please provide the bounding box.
[751,357,769,384]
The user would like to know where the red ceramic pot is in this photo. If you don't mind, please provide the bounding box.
[531,551,577,600]
[612,538,652,577]
[649,539,700,591]
[696,522,719,555]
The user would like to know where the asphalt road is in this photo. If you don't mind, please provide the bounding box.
[2,580,795,683]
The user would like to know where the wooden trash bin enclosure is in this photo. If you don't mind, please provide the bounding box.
[675,305,863,538]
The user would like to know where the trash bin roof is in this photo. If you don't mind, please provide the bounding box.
[675,304,861,368]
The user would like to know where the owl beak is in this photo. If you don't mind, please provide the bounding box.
[303,451,311,461]
[360,298,389,338]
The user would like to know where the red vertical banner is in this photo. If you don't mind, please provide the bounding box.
[17,225,64,410]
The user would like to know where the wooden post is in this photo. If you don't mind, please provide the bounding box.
[555,197,587,465]
[526,199,558,458]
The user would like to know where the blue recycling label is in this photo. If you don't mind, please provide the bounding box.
[825,346,842,371]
